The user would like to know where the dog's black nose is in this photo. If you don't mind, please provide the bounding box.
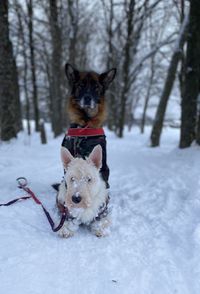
[72,195,82,204]
[84,95,91,106]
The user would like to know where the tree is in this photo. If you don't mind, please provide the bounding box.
[100,0,117,131]
[4,0,183,142]
[0,0,22,141]
[27,0,40,132]
[14,0,31,135]
[117,0,136,138]
[49,0,63,137]
[100,0,168,137]
[179,0,200,148]
[150,13,189,147]
[140,55,155,133]
[67,0,79,66]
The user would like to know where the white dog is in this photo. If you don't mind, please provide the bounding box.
[57,145,110,238]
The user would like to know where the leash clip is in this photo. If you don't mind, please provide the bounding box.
[16,177,28,188]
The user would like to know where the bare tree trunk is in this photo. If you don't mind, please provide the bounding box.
[27,0,40,132]
[40,120,47,144]
[178,0,186,101]
[49,0,63,137]
[13,55,23,133]
[141,56,155,133]
[68,0,79,65]
[15,1,31,135]
[117,0,151,137]
[179,0,200,148]
[0,0,21,141]
[150,14,189,147]
[118,0,135,138]
[43,43,54,132]
[101,0,117,131]
[103,0,116,131]
[197,97,200,145]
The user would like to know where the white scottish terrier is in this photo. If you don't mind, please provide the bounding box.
[57,145,110,238]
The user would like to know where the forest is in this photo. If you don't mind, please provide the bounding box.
[0,0,200,147]
[1,1,200,294]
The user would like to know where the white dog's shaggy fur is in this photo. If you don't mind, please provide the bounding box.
[57,145,110,238]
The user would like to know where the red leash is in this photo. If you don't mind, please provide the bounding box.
[0,177,67,233]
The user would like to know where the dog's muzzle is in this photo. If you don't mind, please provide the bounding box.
[80,95,97,109]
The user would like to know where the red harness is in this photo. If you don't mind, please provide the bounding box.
[66,127,104,137]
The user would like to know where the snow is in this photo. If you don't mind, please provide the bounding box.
[1,124,200,294]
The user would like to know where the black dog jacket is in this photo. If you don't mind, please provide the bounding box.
[61,125,110,188]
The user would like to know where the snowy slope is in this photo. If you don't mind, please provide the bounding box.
[1,125,200,294]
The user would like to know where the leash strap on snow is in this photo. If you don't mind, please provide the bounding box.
[0,196,31,206]
[16,177,67,232]
[0,177,67,233]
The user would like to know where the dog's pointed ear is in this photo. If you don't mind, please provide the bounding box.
[61,147,74,169]
[88,145,102,170]
[65,63,80,85]
[99,68,116,90]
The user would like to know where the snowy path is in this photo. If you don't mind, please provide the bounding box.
[1,127,200,294]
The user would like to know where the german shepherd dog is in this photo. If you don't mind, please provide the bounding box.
[61,64,116,186]
[65,63,116,128]
[56,64,116,237]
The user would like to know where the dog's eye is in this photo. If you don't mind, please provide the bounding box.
[71,177,75,182]
[87,177,92,183]
[95,83,102,94]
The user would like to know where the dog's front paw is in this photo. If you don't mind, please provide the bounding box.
[90,218,111,237]
[58,226,74,238]
[93,229,109,238]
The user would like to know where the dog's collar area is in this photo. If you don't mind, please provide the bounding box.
[66,127,105,137]
[92,195,110,223]
[58,189,110,224]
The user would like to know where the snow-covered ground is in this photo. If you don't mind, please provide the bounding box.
[1,125,200,294]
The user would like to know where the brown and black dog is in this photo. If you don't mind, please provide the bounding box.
[58,63,116,199]
[65,63,116,128]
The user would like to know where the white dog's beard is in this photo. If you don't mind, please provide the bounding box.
[67,196,92,210]
[67,197,93,219]
[69,207,85,219]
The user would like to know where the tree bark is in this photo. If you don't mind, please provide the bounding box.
[40,120,47,144]
[101,0,119,132]
[104,0,117,131]
[68,0,78,66]
[141,56,155,133]
[49,0,63,137]
[15,1,31,135]
[150,13,189,147]
[27,0,40,132]
[179,0,200,148]
[12,54,23,133]
[118,0,135,138]
[0,0,21,141]
[197,102,200,145]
